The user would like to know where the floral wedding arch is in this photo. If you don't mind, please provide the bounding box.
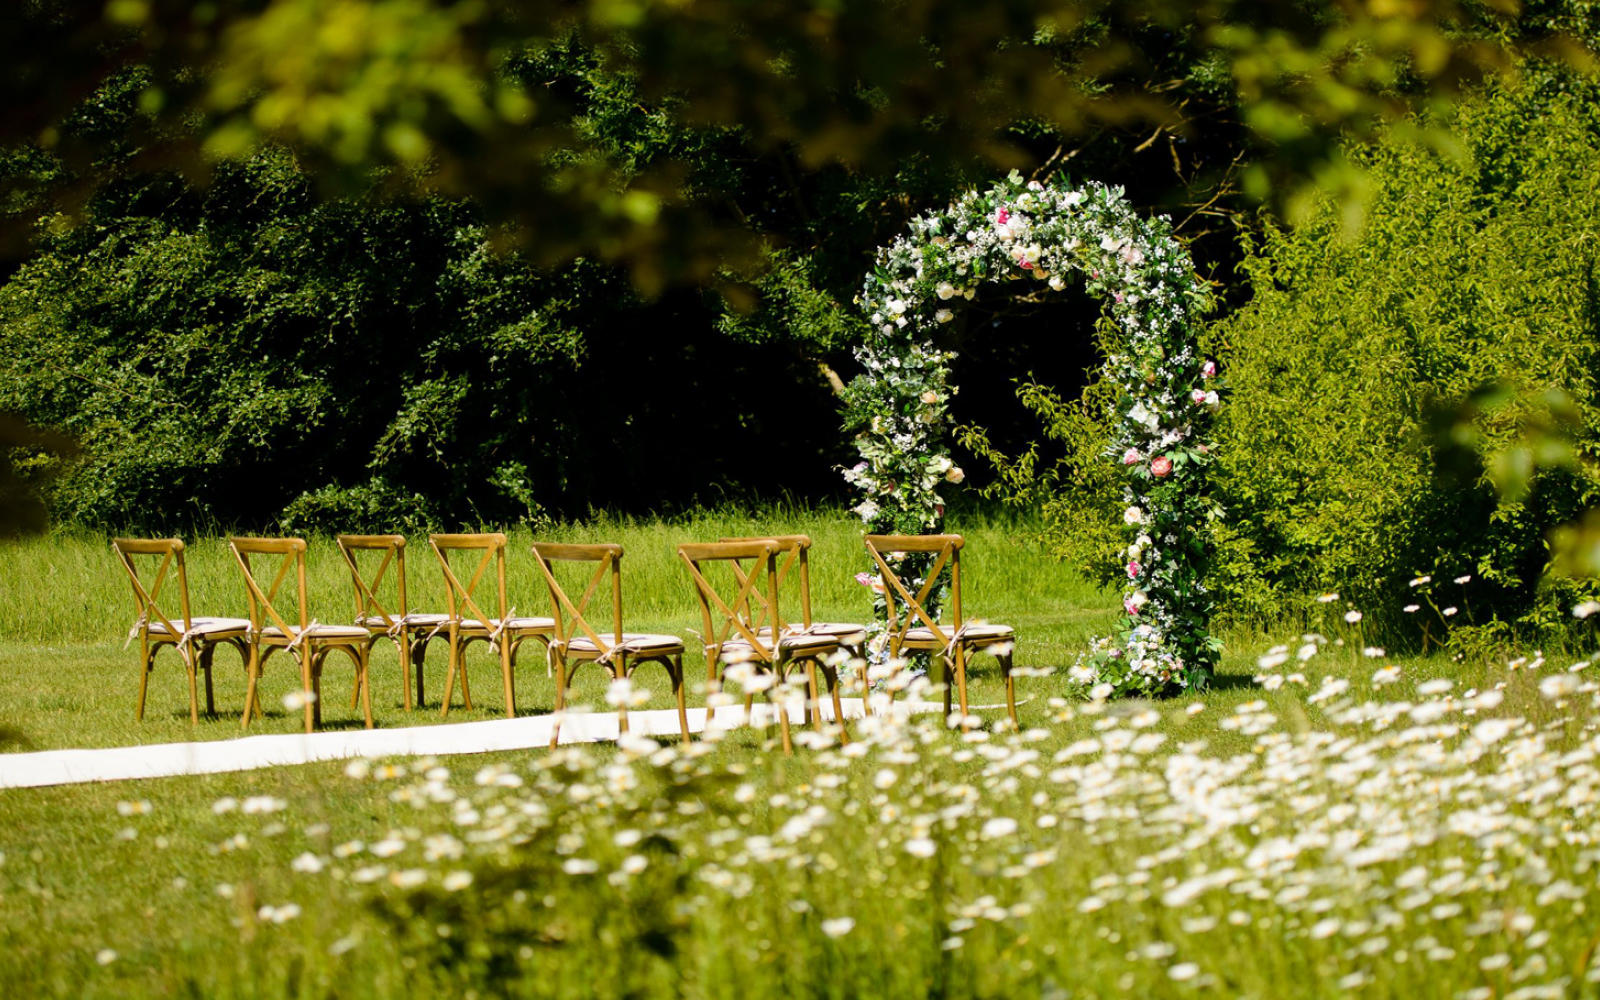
[842,173,1221,697]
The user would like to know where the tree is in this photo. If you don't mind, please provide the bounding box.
[5,0,1563,286]
[2,1,1590,534]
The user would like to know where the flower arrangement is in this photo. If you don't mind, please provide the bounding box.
[843,173,1221,696]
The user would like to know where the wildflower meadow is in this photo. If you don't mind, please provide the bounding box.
[8,3,1600,998]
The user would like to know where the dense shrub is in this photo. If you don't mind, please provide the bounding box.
[1205,70,1600,642]
[0,148,858,532]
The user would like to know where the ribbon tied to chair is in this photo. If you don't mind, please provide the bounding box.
[939,621,978,663]
[283,619,322,662]
[125,612,209,655]
[487,607,516,654]
[123,612,148,650]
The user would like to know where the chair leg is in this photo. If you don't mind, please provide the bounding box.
[183,644,201,725]
[774,686,793,756]
[500,636,516,719]
[774,659,793,756]
[135,640,153,721]
[614,659,630,736]
[411,637,429,708]
[1000,649,1017,725]
[853,644,873,718]
[241,643,262,730]
[805,660,823,733]
[360,645,374,729]
[458,639,475,711]
[954,644,971,729]
[674,654,690,747]
[398,633,414,712]
[549,655,568,750]
[940,652,953,720]
[200,644,218,717]
[304,649,320,733]
[826,662,849,742]
[440,634,459,717]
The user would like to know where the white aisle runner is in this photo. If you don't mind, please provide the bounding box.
[0,699,957,790]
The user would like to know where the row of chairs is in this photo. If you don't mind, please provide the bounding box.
[113,533,1018,750]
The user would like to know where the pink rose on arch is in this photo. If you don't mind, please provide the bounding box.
[1202,359,1217,378]
[1020,258,1034,270]
[995,207,1010,225]
[1127,561,1141,580]
[1150,455,1173,478]
[1124,598,1140,616]
[1191,389,1207,405]
[1122,448,1141,465]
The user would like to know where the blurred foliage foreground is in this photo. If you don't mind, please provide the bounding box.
[4,0,1575,281]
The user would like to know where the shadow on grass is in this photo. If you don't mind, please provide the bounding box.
[0,726,34,752]
[1206,672,1260,693]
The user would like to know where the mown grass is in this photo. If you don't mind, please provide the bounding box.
[2,510,1594,998]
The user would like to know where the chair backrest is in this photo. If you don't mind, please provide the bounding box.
[678,540,782,659]
[719,534,814,630]
[335,534,409,629]
[530,542,624,651]
[429,533,509,625]
[228,537,310,635]
[112,537,196,636]
[863,533,965,646]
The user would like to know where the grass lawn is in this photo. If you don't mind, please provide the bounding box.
[1,510,1596,998]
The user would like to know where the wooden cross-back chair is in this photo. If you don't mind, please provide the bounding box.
[679,539,851,754]
[429,533,554,718]
[112,538,250,724]
[335,534,449,712]
[230,537,374,733]
[720,533,870,703]
[863,533,1018,726]
[532,542,689,748]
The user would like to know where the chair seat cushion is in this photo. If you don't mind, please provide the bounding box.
[358,613,449,630]
[793,622,869,643]
[904,623,1014,644]
[568,633,683,655]
[260,623,371,641]
[720,625,858,657]
[453,617,556,632]
[753,624,869,645]
[147,616,252,637]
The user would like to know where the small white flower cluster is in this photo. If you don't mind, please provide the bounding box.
[249,661,1600,996]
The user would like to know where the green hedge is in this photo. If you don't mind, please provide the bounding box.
[1206,69,1600,643]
